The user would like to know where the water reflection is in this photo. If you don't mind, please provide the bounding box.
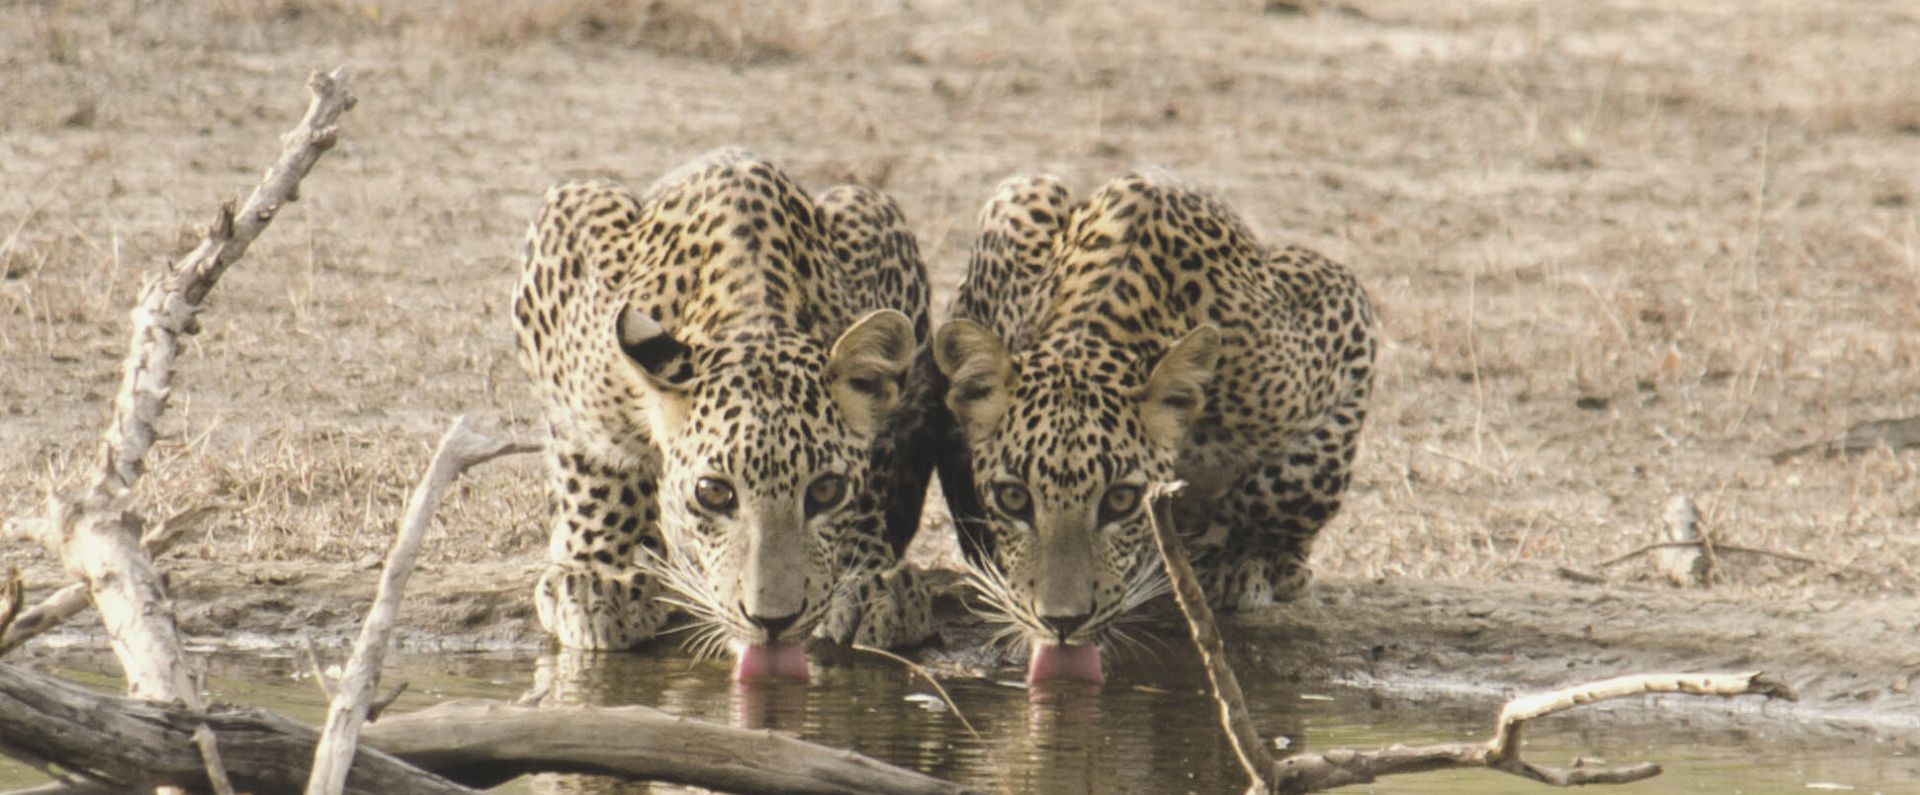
[519,645,1255,794]
[0,641,1912,794]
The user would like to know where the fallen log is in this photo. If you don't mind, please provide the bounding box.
[0,662,475,795]
[364,699,980,794]
[0,662,978,795]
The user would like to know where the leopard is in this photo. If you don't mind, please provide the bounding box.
[924,170,1376,683]
[512,149,935,679]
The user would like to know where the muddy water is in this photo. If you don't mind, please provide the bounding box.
[3,644,1912,793]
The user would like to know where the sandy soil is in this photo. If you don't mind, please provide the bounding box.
[4,0,1919,745]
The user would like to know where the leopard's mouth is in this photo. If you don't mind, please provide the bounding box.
[732,640,810,682]
[1027,641,1104,684]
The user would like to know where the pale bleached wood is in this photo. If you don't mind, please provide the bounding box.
[304,417,536,795]
[190,725,237,795]
[0,661,478,794]
[0,661,973,795]
[0,506,216,656]
[0,67,357,710]
[363,700,982,795]
[97,67,357,493]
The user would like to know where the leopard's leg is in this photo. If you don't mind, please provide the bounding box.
[806,185,937,650]
[1186,392,1369,612]
[814,527,934,649]
[533,440,671,650]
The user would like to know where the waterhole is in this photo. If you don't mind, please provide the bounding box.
[4,643,1911,793]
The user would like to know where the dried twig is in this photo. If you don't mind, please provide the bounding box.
[1142,481,1275,791]
[304,417,537,795]
[191,725,237,795]
[1599,540,1816,569]
[367,682,409,722]
[853,644,981,739]
[1770,415,1920,462]
[1142,482,1797,794]
[302,636,338,698]
[0,570,22,647]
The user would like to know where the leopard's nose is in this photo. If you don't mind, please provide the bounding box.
[1040,612,1093,642]
[749,610,804,638]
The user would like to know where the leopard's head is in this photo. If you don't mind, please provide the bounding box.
[935,320,1220,683]
[618,306,913,678]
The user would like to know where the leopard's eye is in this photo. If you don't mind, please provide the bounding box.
[1099,484,1142,524]
[992,482,1033,520]
[804,474,848,516]
[694,476,737,513]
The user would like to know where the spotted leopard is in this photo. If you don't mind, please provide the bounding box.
[926,170,1376,681]
[513,149,935,677]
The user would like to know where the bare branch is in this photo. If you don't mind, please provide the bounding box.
[367,682,409,722]
[0,661,479,794]
[1143,481,1275,791]
[191,725,237,795]
[0,570,22,645]
[1599,540,1817,569]
[305,417,537,795]
[0,66,357,710]
[0,661,973,795]
[1143,482,1795,793]
[853,644,980,739]
[0,507,214,656]
[98,66,356,494]
[302,636,338,698]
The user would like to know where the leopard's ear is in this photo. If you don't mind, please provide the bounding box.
[616,306,692,433]
[828,309,916,438]
[1140,325,1220,448]
[934,319,1013,440]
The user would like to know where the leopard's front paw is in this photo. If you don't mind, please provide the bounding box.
[535,563,669,650]
[816,564,934,649]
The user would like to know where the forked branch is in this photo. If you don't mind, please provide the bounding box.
[0,69,358,708]
[1142,482,1797,794]
[305,418,537,795]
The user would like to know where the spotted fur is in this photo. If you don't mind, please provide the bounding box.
[928,171,1376,652]
[513,149,934,654]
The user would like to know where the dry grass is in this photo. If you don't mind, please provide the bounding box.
[3,0,1918,604]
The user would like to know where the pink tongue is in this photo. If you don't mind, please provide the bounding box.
[733,642,810,682]
[1027,642,1104,685]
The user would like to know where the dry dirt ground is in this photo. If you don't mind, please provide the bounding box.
[4,0,1919,743]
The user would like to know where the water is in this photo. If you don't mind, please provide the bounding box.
[3,644,1913,793]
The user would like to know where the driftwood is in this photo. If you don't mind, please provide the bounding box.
[0,506,215,655]
[1143,482,1798,794]
[0,661,978,795]
[305,418,536,795]
[0,662,477,795]
[364,700,981,795]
